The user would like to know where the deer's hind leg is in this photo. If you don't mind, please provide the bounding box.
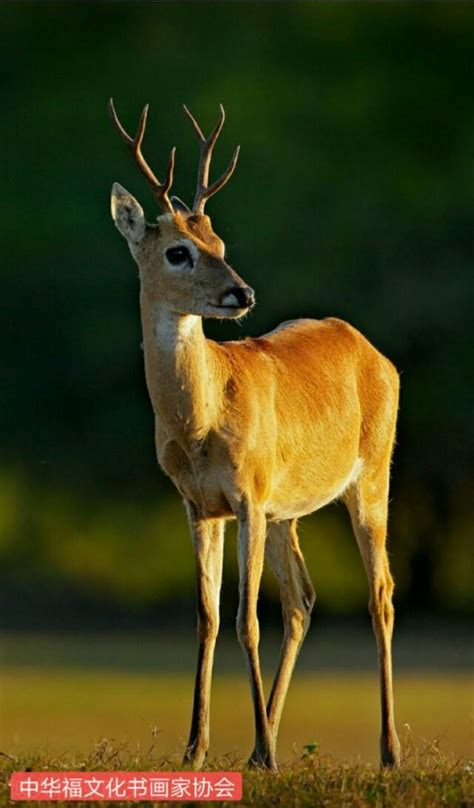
[255,519,315,762]
[344,466,400,768]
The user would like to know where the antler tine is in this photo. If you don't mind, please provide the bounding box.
[183,103,239,214]
[183,104,206,142]
[108,98,175,215]
[200,145,240,208]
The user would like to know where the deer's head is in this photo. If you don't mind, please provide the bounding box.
[109,101,254,319]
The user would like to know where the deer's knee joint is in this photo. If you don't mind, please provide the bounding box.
[287,609,306,642]
[197,594,219,641]
[369,579,394,630]
[197,611,219,642]
[283,582,315,640]
[236,611,259,650]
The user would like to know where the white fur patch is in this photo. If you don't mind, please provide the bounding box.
[152,309,200,350]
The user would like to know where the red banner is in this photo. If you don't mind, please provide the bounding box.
[10,771,243,801]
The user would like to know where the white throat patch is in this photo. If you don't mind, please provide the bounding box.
[152,309,200,351]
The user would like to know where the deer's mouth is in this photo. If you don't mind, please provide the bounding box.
[204,303,253,318]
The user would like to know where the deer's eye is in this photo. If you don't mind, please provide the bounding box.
[166,246,193,267]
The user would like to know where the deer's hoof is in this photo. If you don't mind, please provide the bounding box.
[381,735,401,769]
[183,746,208,771]
[247,750,278,772]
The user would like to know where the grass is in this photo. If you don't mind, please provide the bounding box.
[0,737,472,807]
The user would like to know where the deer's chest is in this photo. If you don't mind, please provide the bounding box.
[156,432,232,518]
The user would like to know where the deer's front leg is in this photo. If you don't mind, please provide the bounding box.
[183,505,225,769]
[236,502,276,770]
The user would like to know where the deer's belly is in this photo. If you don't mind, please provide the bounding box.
[265,457,362,521]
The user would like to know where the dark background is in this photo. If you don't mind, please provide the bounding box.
[1,3,473,633]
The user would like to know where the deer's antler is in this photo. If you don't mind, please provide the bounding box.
[109,98,175,215]
[183,103,240,215]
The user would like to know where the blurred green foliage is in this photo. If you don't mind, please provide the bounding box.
[1,3,473,626]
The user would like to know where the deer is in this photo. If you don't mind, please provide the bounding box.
[108,98,401,772]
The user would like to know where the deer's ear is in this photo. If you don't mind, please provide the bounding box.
[171,195,191,215]
[110,183,146,244]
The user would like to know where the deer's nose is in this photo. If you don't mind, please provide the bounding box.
[221,286,255,309]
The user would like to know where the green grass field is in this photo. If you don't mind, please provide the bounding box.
[1,667,472,805]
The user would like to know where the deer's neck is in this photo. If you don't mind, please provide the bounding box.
[140,296,221,444]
